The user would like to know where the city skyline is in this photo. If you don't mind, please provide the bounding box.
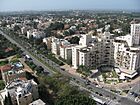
[0,0,140,12]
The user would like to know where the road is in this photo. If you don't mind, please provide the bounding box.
[0,30,55,75]
[0,29,139,105]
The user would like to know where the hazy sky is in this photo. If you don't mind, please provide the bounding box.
[0,0,140,11]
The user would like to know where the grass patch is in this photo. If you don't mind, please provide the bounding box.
[77,65,92,77]
[0,60,8,66]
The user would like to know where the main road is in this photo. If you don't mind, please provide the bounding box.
[0,29,139,105]
[0,30,55,75]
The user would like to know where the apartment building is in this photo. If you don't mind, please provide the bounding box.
[79,34,93,46]
[113,24,140,78]
[72,32,114,69]
[27,29,45,39]
[72,45,84,69]
[130,23,140,46]
[51,37,70,55]
[21,26,27,35]
[113,23,140,78]
[43,37,53,50]
[60,45,73,61]
[100,32,114,65]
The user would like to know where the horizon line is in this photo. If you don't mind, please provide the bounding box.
[0,8,140,13]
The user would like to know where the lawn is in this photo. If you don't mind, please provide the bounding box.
[0,60,8,66]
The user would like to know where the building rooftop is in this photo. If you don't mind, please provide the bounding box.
[0,64,12,72]
[29,99,46,105]
[6,79,37,98]
[80,47,90,53]
[114,39,126,43]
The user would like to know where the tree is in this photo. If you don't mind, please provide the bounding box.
[93,29,97,36]
[69,36,80,44]
[55,94,96,105]
[69,29,75,35]
[34,66,44,74]
[77,65,92,77]
[38,83,54,105]
[49,22,64,30]
[4,92,13,105]
[13,25,20,32]
[0,80,5,90]
[44,28,52,37]
[122,24,130,35]
[63,30,70,36]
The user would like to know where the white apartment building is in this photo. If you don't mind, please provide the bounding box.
[51,37,70,55]
[43,37,52,50]
[21,26,27,34]
[60,45,73,61]
[79,34,93,46]
[27,30,45,39]
[130,24,140,46]
[72,32,114,69]
[113,23,140,79]
[32,31,45,39]
[100,32,114,65]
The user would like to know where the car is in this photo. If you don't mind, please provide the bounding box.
[99,93,103,96]
[61,68,65,71]
[130,92,134,95]
[133,93,138,97]
[95,92,99,94]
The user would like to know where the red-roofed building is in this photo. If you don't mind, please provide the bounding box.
[4,47,13,53]
[0,64,12,72]
[0,64,26,84]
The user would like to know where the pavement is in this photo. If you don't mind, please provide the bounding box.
[127,82,140,103]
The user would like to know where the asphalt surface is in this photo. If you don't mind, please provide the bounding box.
[0,29,140,105]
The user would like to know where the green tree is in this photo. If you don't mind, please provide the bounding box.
[77,65,92,77]
[55,94,96,105]
[49,22,64,30]
[34,66,44,74]
[0,80,5,90]
[13,25,20,32]
[4,92,13,105]
[69,36,80,44]
[63,30,70,36]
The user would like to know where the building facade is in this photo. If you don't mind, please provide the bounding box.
[72,32,114,69]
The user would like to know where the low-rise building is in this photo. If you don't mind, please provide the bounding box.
[6,79,38,105]
[0,62,25,84]
[29,99,46,105]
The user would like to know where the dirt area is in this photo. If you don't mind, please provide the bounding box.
[61,64,81,77]
[19,58,34,74]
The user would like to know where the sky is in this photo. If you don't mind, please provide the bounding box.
[0,0,140,12]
